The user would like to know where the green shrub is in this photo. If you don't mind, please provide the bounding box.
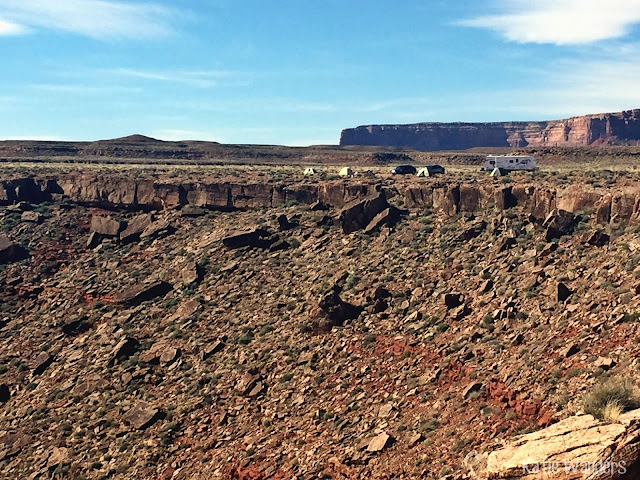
[583,378,639,420]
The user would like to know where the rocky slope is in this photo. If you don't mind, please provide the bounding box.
[3,167,640,479]
[340,109,640,151]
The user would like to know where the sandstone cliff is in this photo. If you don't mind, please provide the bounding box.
[340,109,640,151]
[3,174,640,228]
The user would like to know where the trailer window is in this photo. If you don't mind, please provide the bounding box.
[509,159,514,163]
[489,160,495,165]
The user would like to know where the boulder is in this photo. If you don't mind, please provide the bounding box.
[586,230,610,247]
[277,214,295,231]
[108,337,139,366]
[114,280,173,307]
[367,432,392,453]
[0,235,28,264]
[222,227,276,250]
[181,262,205,285]
[139,219,174,241]
[86,231,101,249]
[463,382,483,399]
[269,239,291,252]
[595,357,616,371]
[20,211,43,224]
[473,410,640,480]
[90,215,126,237]
[338,191,390,234]
[61,315,91,336]
[364,207,402,234]
[119,214,153,244]
[202,340,225,360]
[32,352,53,376]
[543,209,576,241]
[310,201,329,211]
[46,447,70,470]
[237,373,266,397]
[561,343,580,358]
[458,220,487,241]
[180,205,206,217]
[313,290,362,330]
[122,401,161,430]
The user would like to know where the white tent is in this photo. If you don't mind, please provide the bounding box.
[304,168,317,176]
[339,167,354,177]
[490,167,509,177]
[416,167,431,177]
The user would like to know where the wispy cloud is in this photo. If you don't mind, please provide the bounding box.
[29,83,143,94]
[0,18,24,35]
[0,0,182,40]
[460,0,640,45]
[149,126,340,146]
[106,68,249,88]
[151,127,276,143]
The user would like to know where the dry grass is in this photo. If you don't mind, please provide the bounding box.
[583,377,640,421]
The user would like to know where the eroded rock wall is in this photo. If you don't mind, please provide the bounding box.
[340,109,640,150]
[3,174,640,226]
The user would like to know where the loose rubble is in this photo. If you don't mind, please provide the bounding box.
[1,168,640,479]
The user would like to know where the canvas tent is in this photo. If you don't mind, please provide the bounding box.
[490,167,509,177]
[417,165,445,177]
[339,167,354,177]
[304,168,317,175]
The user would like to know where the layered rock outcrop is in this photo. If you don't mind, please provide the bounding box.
[340,109,640,151]
[4,174,640,229]
[468,409,640,479]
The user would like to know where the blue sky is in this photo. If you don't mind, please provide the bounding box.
[1,0,640,145]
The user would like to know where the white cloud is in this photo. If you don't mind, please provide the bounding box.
[0,18,25,35]
[460,0,640,45]
[151,127,276,144]
[0,0,180,39]
[107,68,248,88]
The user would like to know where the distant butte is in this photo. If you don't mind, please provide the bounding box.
[96,134,162,143]
[339,108,640,151]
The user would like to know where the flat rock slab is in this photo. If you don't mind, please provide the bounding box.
[479,409,640,480]
[122,401,161,430]
[339,191,389,234]
[364,207,401,234]
[202,341,225,360]
[32,352,53,376]
[367,432,392,453]
[90,215,126,236]
[115,280,173,307]
[119,214,153,244]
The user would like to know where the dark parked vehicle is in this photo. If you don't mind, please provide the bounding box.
[424,164,445,175]
[391,165,417,175]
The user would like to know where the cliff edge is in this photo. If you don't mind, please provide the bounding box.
[339,109,640,151]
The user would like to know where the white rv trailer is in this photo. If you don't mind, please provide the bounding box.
[483,155,536,171]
